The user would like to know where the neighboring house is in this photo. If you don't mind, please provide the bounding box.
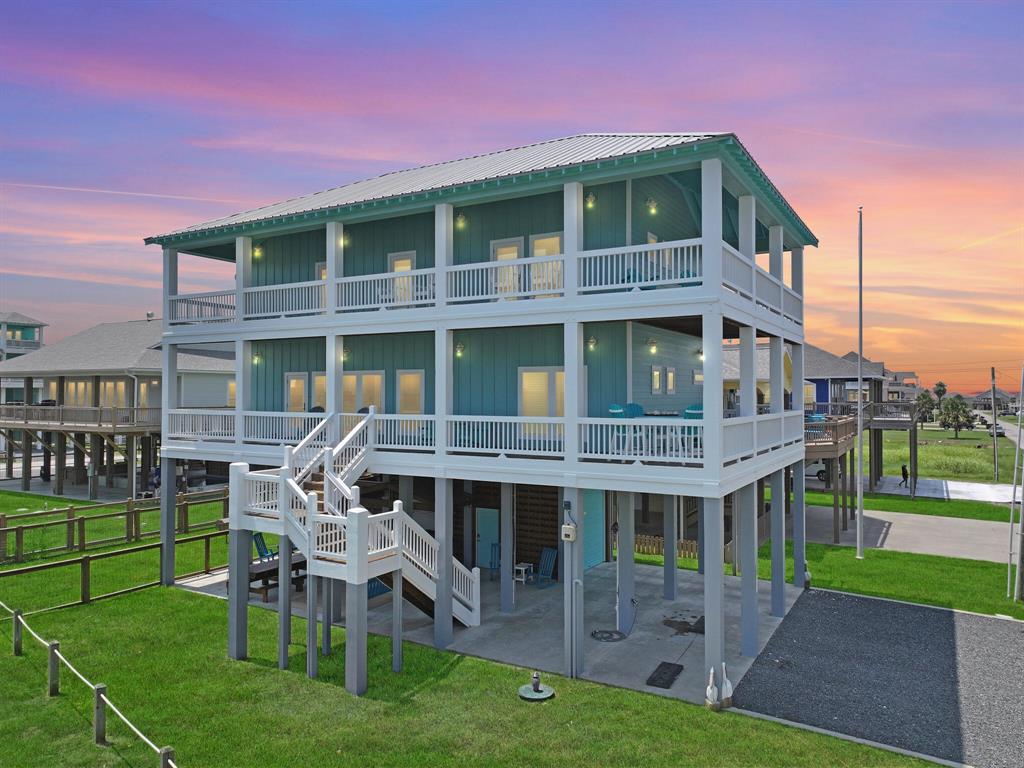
[0,311,46,412]
[0,319,234,498]
[805,343,884,406]
[147,132,816,692]
[721,341,793,412]
[883,369,920,401]
[972,387,1014,412]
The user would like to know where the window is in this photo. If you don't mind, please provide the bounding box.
[313,372,326,411]
[342,371,385,413]
[315,261,327,280]
[285,373,308,412]
[397,370,424,414]
[693,370,704,385]
[226,380,236,408]
[47,381,57,401]
[100,380,126,407]
[666,367,676,395]
[491,237,524,297]
[389,251,416,303]
[529,232,563,295]
[518,368,566,418]
[651,365,662,394]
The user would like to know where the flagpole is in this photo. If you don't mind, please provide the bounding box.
[856,206,865,560]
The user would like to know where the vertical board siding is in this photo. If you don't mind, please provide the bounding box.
[343,331,435,413]
[345,212,435,276]
[582,320,627,417]
[630,321,702,414]
[631,172,700,245]
[249,337,326,411]
[452,325,562,415]
[453,192,563,266]
[582,181,627,250]
[251,229,326,287]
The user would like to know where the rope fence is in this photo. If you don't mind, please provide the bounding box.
[3,601,179,766]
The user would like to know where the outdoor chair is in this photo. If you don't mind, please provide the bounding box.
[253,532,277,562]
[536,547,558,589]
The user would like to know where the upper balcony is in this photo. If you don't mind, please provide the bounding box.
[1,338,43,352]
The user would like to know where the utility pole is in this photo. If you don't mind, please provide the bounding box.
[991,367,999,483]
[856,207,864,560]
[1011,365,1023,602]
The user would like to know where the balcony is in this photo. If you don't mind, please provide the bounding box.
[1,338,42,351]
[0,404,161,432]
[165,238,803,330]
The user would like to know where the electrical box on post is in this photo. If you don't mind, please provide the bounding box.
[561,523,577,542]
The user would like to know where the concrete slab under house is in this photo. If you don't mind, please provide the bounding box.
[145,132,817,703]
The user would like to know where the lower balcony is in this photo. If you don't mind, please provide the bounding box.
[0,404,161,432]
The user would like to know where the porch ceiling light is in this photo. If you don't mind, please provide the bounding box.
[455,212,467,230]
[587,336,597,351]
[645,197,658,215]
[455,341,465,358]
[585,192,596,210]
[252,353,262,365]
[342,347,350,361]
[253,245,264,259]
[647,338,658,355]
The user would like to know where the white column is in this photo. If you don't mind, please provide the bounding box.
[563,321,583,465]
[702,311,724,470]
[562,486,584,677]
[615,491,635,633]
[326,335,341,441]
[235,340,250,445]
[435,204,453,306]
[662,494,678,600]
[769,225,784,279]
[701,158,724,288]
[563,182,583,298]
[792,342,805,413]
[738,481,759,656]
[703,496,725,676]
[500,482,514,612]
[434,477,453,648]
[739,325,756,418]
[434,328,452,458]
[738,195,756,260]
[325,221,343,313]
[770,469,786,617]
[792,459,807,588]
[769,335,784,415]
[162,248,178,325]
[235,236,252,321]
[160,342,179,585]
[791,246,804,295]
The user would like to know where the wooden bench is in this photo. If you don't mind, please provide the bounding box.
[248,554,307,603]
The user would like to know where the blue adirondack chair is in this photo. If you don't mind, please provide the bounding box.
[253,532,277,562]
[624,402,645,418]
[536,547,558,589]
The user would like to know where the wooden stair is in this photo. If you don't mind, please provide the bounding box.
[376,571,436,620]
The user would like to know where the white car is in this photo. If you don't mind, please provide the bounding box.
[805,459,843,482]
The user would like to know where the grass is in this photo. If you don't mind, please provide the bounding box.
[803,489,1016,523]
[636,543,1024,620]
[0,588,925,768]
[874,427,1018,484]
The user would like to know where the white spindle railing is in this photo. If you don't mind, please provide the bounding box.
[375,414,435,451]
[400,512,438,580]
[366,510,399,558]
[578,418,704,464]
[243,280,325,319]
[167,290,236,324]
[446,416,565,457]
[452,559,481,625]
[242,412,325,445]
[312,513,347,561]
[721,243,754,297]
[330,411,373,479]
[447,255,565,303]
[0,405,161,428]
[578,239,702,293]
[242,469,280,519]
[336,269,436,311]
[166,409,235,441]
[287,415,332,483]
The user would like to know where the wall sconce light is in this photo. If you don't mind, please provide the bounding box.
[698,348,705,361]
[252,353,262,365]
[342,347,350,362]
[339,233,350,248]
[455,212,467,230]
[587,336,597,351]
[645,197,658,216]
[585,192,596,210]
[647,338,658,355]
[455,342,465,358]
[252,245,264,259]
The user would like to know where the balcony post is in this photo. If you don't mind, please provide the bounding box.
[160,343,178,585]
[769,225,784,279]
[700,158,723,289]
[563,321,582,465]
[792,342,805,412]
[562,486,584,678]
[563,182,582,298]
[738,195,756,260]
[326,334,341,442]
[235,340,250,445]
[434,328,452,459]
[235,236,252,321]
[791,246,804,296]
[769,336,784,415]
[435,204,453,306]
[162,248,178,326]
[701,311,724,471]
[325,221,343,313]
[739,325,756,418]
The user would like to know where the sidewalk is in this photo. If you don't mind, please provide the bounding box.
[873,475,1020,504]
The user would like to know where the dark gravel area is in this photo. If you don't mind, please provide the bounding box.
[734,590,1024,768]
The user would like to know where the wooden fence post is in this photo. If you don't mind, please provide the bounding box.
[0,513,7,561]
[15,527,23,563]
[81,555,91,604]
[93,683,107,745]
[125,499,134,544]
[12,610,22,656]
[176,493,185,533]
[47,641,60,696]
[78,517,86,551]
[66,509,75,551]
[181,499,190,534]
[203,536,211,573]
[222,485,229,521]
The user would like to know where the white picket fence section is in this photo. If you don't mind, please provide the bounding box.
[336,269,436,311]
[243,280,325,319]
[578,418,704,464]
[446,415,565,457]
[167,289,236,324]
[447,255,565,303]
[166,409,235,441]
[375,414,435,451]
[578,238,702,293]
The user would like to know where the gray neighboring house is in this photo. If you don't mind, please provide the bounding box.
[806,344,884,405]
[971,387,1015,412]
[0,319,234,498]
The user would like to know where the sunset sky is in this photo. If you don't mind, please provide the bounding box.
[1,0,1021,393]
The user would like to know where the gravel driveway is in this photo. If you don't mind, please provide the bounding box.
[734,590,1024,768]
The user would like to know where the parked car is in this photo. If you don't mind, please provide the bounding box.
[989,425,1005,437]
[805,459,844,482]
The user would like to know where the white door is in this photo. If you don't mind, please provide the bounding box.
[285,373,308,412]
[389,251,416,304]
[342,372,385,413]
[491,237,524,298]
[529,232,563,296]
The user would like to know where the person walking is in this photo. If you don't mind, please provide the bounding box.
[899,464,909,488]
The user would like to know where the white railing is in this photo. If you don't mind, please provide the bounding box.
[756,413,784,452]
[783,286,803,324]
[336,269,435,311]
[446,416,565,457]
[243,412,325,445]
[366,509,399,559]
[723,417,755,463]
[243,280,325,319]
[784,412,804,443]
[447,255,564,303]
[0,405,161,428]
[242,468,281,520]
[312,512,347,561]
[579,418,704,464]
[400,511,438,580]
[578,239,702,293]
[375,414,435,452]
[755,268,784,316]
[330,411,374,479]
[721,243,754,297]
[166,409,235,441]
[452,558,481,626]
[168,289,236,324]
[3,338,42,349]
[287,415,332,483]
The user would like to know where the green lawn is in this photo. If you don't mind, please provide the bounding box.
[873,428,1017,484]
[0,588,923,768]
[637,543,1024,620]
[803,489,1016,523]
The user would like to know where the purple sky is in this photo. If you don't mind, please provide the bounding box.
[1,0,1021,391]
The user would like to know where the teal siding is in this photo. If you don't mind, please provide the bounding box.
[582,181,627,250]
[251,229,325,287]
[345,212,435,276]
[5,325,37,341]
[453,192,563,266]
[630,321,702,414]
[631,173,700,245]
[343,332,435,414]
[453,325,562,415]
[249,337,325,411]
[583,488,607,569]
[583,320,627,417]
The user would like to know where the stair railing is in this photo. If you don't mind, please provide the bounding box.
[287,414,334,484]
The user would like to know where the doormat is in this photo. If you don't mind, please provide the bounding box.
[646,661,684,689]
[663,615,704,635]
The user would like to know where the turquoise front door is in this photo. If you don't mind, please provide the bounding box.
[583,489,606,570]
[475,507,500,569]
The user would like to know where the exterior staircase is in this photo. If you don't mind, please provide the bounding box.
[233,408,480,627]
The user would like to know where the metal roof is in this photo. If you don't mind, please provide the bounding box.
[805,344,883,380]
[145,133,817,246]
[0,320,233,377]
[0,311,47,327]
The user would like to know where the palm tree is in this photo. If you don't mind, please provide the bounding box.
[933,381,947,409]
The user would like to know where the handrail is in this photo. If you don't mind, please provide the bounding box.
[578,236,702,259]
[335,266,437,282]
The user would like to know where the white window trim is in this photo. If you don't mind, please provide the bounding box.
[315,260,327,281]
[666,366,676,395]
[312,371,327,411]
[528,231,564,257]
[284,372,309,412]
[651,365,663,395]
[388,250,417,271]
[490,236,525,261]
[396,369,426,415]
[342,370,386,413]
[226,380,236,408]
[516,365,587,417]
